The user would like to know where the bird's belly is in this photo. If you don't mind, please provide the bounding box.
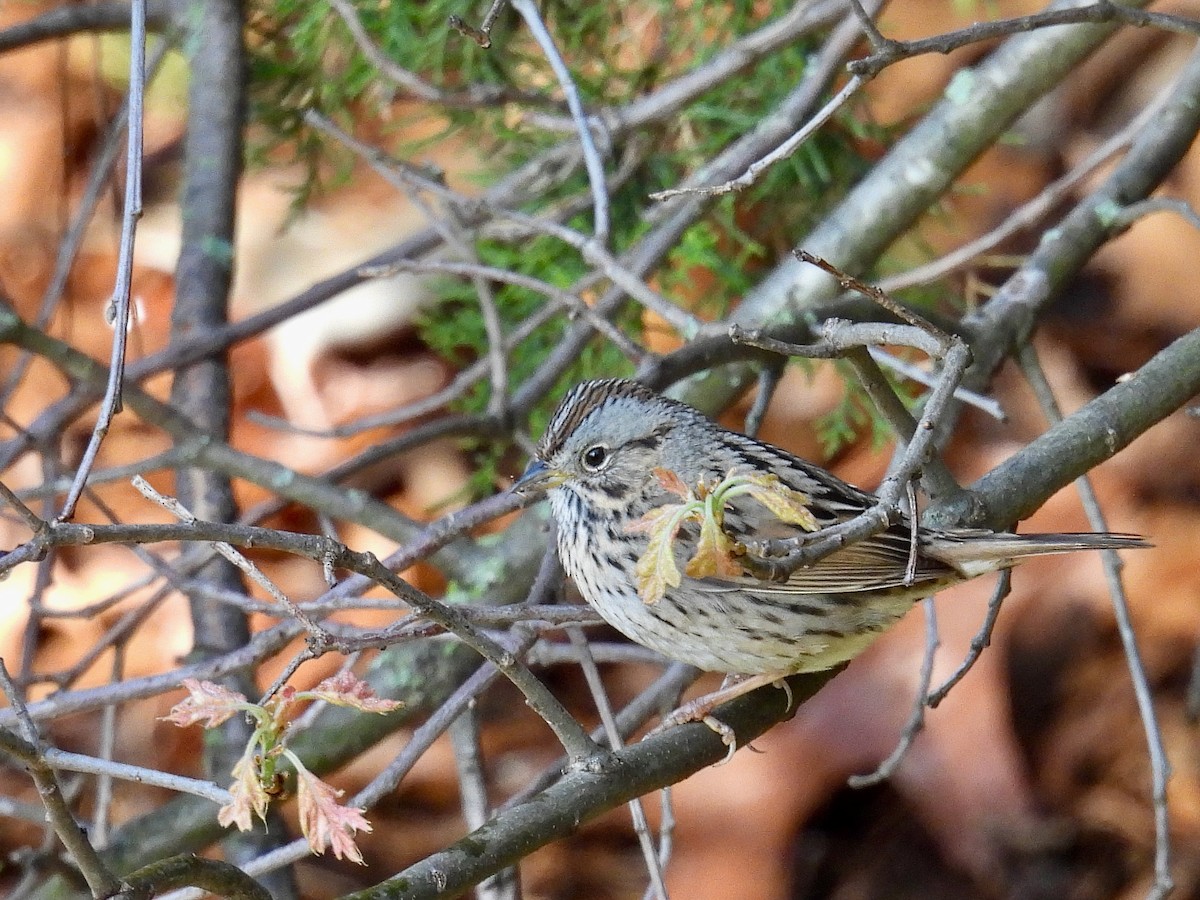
[553,502,935,676]
[576,572,925,676]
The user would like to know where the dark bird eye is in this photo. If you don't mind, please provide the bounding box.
[581,444,609,472]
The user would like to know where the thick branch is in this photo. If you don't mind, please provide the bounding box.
[947,326,1200,529]
[165,0,295,888]
[346,669,839,899]
[120,855,270,900]
[681,0,1147,411]
[961,41,1200,385]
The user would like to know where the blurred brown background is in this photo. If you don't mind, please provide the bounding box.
[2,1,1200,898]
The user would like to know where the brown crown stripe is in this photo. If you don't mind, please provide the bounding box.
[537,379,662,460]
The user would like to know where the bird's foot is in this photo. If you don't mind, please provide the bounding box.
[648,673,793,762]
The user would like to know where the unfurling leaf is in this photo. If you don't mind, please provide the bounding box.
[161,678,248,728]
[629,468,819,601]
[653,467,691,499]
[627,504,690,604]
[218,750,271,832]
[293,758,371,864]
[742,473,820,532]
[686,513,743,579]
[302,670,404,714]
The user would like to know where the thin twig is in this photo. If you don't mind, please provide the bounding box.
[744,359,785,438]
[846,0,895,51]
[1017,342,1172,900]
[92,643,124,848]
[842,343,961,500]
[1109,196,1200,232]
[0,40,171,426]
[37,746,230,806]
[449,708,517,900]
[0,661,121,897]
[448,0,508,49]
[132,476,331,642]
[58,0,147,520]
[526,641,670,668]
[327,0,535,106]
[877,84,1166,295]
[650,75,865,200]
[849,2,1200,78]
[847,598,939,787]
[522,0,845,134]
[567,627,669,900]
[0,478,44,532]
[796,249,952,345]
[926,570,1011,707]
[352,560,554,782]
[357,257,646,363]
[867,347,1005,421]
[510,0,610,243]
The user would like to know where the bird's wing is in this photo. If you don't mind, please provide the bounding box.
[689,528,956,596]
[688,476,956,594]
[680,436,957,595]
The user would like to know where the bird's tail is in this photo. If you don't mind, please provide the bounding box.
[928,531,1150,578]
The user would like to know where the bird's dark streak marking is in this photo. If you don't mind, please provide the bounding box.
[759,610,784,626]
[561,491,595,537]
[537,382,613,459]
[654,596,688,623]
[749,595,830,617]
[595,480,627,501]
[804,628,849,638]
[733,447,767,473]
[622,425,671,453]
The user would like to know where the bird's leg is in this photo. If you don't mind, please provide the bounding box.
[651,673,795,762]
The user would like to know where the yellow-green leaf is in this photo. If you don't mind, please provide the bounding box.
[744,474,819,531]
[627,505,688,604]
[685,513,743,579]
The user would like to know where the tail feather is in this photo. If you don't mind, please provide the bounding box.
[928,531,1150,578]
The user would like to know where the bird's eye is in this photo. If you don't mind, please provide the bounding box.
[581,444,609,472]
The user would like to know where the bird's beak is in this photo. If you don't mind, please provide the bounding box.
[511,459,567,496]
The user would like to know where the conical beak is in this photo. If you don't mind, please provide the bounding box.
[511,459,567,495]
